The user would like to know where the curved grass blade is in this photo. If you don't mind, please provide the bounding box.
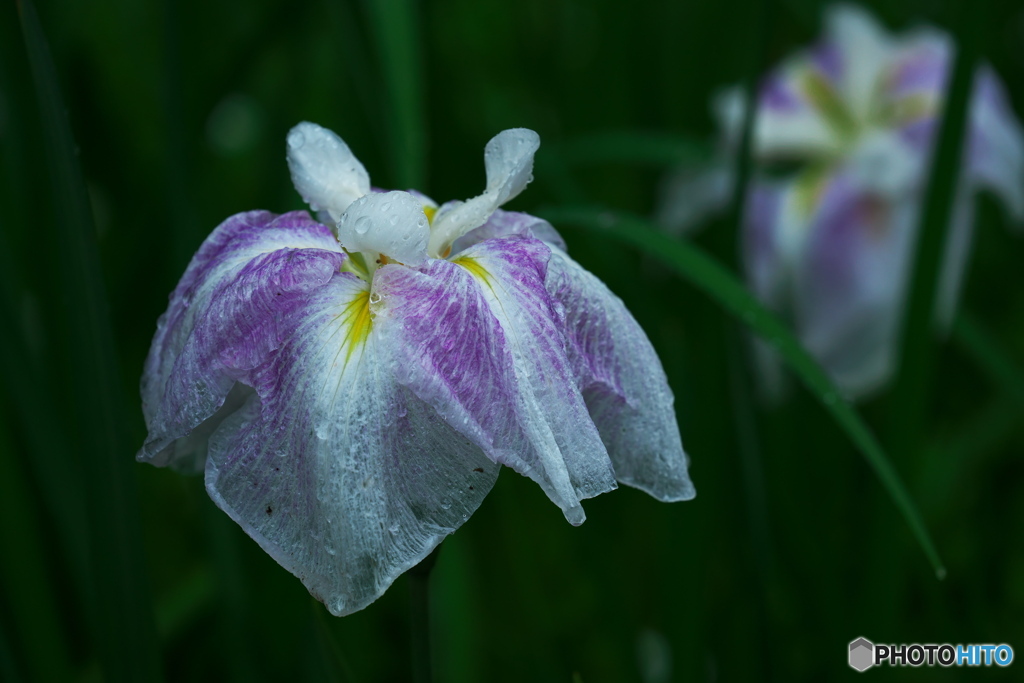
[17,1,163,680]
[888,0,983,455]
[952,312,1024,404]
[539,205,944,577]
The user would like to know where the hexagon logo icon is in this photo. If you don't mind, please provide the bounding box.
[849,637,874,672]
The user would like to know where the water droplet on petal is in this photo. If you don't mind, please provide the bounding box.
[369,291,382,304]
[354,216,372,234]
[289,131,305,149]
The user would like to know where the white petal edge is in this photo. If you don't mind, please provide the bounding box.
[336,191,431,266]
[287,122,371,223]
[825,4,893,123]
[427,128,541,258]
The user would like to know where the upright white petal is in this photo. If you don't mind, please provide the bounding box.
[427,128,540,258]
[336,191,431,266]
[826,4,893,122]
[716,87,841,160]
[287,122,371,222]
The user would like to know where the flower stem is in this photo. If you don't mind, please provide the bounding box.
[409,545,442,683]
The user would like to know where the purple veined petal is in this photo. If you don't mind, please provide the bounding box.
[451,209,567,254]
[967,66,1024,224]
[202,272,499,616]
[373,234,617,525]
[287,122,371,222]
[883,27,950,105]
[791,170,919,399]
[427,129,541,258]
[139,210,343,470]
[544,249,695,501]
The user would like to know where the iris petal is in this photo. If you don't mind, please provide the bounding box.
[545,249,695,501]
[427,129,540,257]
[204,273,499,616]
[287,122,372,223]
[336,190,431,266]
[139,210,343,470]
[374,234,617,524]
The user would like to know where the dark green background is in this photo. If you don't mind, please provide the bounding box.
[2,0,1023,680]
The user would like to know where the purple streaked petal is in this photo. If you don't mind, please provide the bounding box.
[373,235,617,524]
[545,249,694,501]
[791,172,917,398]
[452,209,567,254]
[885,29,950,101]
[139,210,342,469]
[203,273,499,616]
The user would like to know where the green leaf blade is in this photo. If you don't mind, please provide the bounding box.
[539,206,945,577]
[17,1,163,680]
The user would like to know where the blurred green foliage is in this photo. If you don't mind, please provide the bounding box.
[2,0,1024,681]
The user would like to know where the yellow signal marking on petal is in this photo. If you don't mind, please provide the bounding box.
[452,256,491,286]
[793,162,832,218]
[878,93,934,127]
[336,289,372,364]
[423,204,438,225]
[801,70,857,139]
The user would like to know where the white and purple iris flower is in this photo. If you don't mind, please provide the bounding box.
[138,123,694,615]
[659,4,1024,399]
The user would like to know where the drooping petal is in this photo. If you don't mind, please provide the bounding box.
[451,209,567,254]
[373,234,617,524]
[287,122,371,222]
[791,171,918,398]
[544,249,695,501]
[967,66,1024,224]
[140,216,500,615]
[427,129,540,258]
[335,191,431,266]
[139,210,343,470]
[202,272,499,616]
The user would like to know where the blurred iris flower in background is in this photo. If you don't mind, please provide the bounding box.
[659,3,1024,399]
[137,123,694,616]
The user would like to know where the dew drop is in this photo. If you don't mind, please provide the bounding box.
[289,131,305,149]
[440,498,452,510]
[369,291,382,304]
[354,216,372,234]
